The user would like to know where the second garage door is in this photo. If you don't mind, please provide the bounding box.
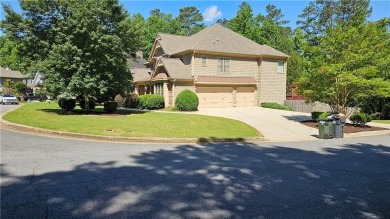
[196,86,233,108]
[236,86,256,107]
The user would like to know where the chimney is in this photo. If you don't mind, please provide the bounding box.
[136,51,143,59]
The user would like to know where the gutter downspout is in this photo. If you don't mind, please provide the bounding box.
[192,50,195,77]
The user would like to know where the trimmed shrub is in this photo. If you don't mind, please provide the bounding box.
[311,111,324,120]
[117,93,139,108]
[58,98,76,112]
[79,99,96,111]
[126,93,138,108]
[261,102,293,111]
[114,94,125,108]
[137,95,147,108]
[318,112,332,119]
[137,94,164,110]
[350,113,373,126]
[175,90,199,111]
[103,101,118,113]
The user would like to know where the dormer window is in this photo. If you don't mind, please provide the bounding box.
[201,56,207,66]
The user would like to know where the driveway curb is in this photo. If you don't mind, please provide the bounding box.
[0,106,267,144]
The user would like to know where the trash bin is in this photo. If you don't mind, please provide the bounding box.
[317,119,335,139]
[334,117,346,138]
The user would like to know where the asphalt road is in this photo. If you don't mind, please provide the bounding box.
[1,122,390,218]
[0,104,19,114]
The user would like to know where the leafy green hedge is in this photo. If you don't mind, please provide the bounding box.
[58,98,76,112]
[350,113,372,125]
[311,111,323,120]
[175,90,199,111]
[103,101,118,113]
[137,94,164,110]
[261,102,293,111]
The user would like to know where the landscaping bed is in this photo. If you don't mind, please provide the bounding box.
[301,120,387,133]
[3,102,261,138]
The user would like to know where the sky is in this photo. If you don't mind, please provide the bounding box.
[0,0,389,29]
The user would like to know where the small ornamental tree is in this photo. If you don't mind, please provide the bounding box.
[14,81,27,100]
[175,90,199,111]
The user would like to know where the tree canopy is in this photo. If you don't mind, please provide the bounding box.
[296,1,390,114]
[1,0,142,111]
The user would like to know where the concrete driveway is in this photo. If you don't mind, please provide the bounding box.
[196,106,318,141]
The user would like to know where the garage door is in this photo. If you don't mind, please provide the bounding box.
[236,86,256,107]
[196,86,233,108]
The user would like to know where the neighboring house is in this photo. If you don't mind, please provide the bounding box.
[23,72,46,91]
[132,24,289,108]
[0,66,24,92]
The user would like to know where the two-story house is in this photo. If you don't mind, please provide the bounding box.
[132,24,289,108]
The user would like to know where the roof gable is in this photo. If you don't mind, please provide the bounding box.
[155,24,289,58]
[154,57,192,80]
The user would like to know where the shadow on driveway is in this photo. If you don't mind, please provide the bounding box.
[2,141,390,218]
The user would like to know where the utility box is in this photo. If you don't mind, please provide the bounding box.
[317,119,335,139]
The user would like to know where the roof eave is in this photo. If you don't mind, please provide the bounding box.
[195,82,257,85]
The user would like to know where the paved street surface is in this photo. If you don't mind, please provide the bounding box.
[0,104,19,115]
[1,128,389,218]
[196,107,318,141]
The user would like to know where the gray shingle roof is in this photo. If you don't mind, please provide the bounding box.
[130,57,151,82]
[157,34,190,55]
[157,24,289,58]
[0,66,24,78]
[158,57,192,80]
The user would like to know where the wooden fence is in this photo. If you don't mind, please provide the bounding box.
[284,100,331,113]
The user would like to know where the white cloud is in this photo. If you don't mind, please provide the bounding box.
[202,6,222,22]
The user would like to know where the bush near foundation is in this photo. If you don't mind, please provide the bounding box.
[175,90,199,111]
[137,94,164,110]
[261,102,293,111]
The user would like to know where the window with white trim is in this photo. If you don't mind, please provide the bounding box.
[201,56,207,66]
[278,61,285,73]
[217,58,230,73]
[155,82,164,95]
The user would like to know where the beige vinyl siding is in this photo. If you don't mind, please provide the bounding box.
[163,82,170,107]
[259,58,286,104]
[193,54,258,78]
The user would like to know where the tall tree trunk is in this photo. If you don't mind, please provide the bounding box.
[84,94,91,113]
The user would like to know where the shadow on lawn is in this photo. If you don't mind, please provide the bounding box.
[1,141,390,218]
[39,108,148,116]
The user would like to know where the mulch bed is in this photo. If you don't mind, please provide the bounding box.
[301,120,387,134]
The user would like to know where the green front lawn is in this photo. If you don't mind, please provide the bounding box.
[3,102,260,138]
[372,120,390,124]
